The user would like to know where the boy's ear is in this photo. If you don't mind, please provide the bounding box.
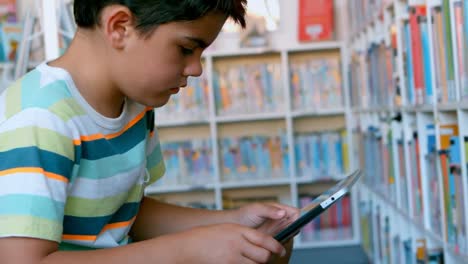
[100,5,135,50]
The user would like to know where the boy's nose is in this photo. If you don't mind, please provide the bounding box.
[184,58,203,77]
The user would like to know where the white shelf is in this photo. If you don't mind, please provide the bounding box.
[215,112,285,123]
[401,104,435,112]
[204,46,281,58]
[354,106,395,114]
[458,101,468,110]
[296,177,341,185]
[284,41,343,53]
[203,41,343,58]
[361,184,445,245]
[292,108,345,118]
[156,119,210,128]
[145,184,216,195]
[294,239,360,249]
[437,102,464,112]
[220,177,291,189]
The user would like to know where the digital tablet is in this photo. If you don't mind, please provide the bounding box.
[274,169,362,243]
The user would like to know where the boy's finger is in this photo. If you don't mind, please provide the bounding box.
[241,244,271,263]
[242,230,285,256]
[254,204,286,220]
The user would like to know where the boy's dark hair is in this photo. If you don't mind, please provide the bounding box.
[74,0,247,35]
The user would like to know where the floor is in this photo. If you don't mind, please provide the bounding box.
[289,246,370,264]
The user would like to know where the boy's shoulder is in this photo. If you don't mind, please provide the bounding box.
[0,64,85,124]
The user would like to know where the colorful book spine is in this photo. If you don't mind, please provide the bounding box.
[426,124,443,236]
[442,0,456,101]
[409,6,425,105]
[419,14,434,104]
[404,20,416,105]
[463,0,468,100]
[453,1,466,100]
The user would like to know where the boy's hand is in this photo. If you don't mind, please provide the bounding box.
[180,223,286,264]
[234,203,300,235]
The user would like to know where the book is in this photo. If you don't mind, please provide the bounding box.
[0,22,21,62]
[463,0,468,100]
[0,0,16,23]
[298,0,334,42]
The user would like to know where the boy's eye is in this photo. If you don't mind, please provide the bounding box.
[180,47,194,55]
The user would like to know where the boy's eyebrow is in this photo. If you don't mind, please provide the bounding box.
[184,37,208,49]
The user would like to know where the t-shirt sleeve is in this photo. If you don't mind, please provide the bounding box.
[0,109,75,242]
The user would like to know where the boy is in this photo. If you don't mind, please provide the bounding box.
[0,0,299,263]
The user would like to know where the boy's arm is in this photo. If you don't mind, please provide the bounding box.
[130,196,236,240]
[131,197,300,241]
[0,236,190,264]
[1,224,286,264]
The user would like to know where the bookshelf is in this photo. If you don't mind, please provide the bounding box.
[144,0,361,250]
[349,0,468,263]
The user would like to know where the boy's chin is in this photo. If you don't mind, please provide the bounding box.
[140,95,171,108]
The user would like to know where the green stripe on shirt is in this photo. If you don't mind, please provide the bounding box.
[0,126,74,160]
[64,184,144,217]
[0,215,63,242]
[5,79,22,118]
[48,98,86,122]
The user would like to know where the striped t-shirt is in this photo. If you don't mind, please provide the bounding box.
[0,63,165,250]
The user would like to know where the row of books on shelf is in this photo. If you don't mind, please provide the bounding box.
[290,56,343,111]
[156,197,217,211]
[401,4,459,105]
[349,41,400,109]
[359,197,445,264]
[355,118,467,255]
[348,0,393,35]
[295,131,347,180]
[349,0,468,108]
[150,130,348,188]
[220,134,289,182]
[154,139,214,188]
[220,130,348,182]
[156,57,345,122]
[213,63,285,116]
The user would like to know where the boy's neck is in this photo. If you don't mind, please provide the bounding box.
[49,29,126,119]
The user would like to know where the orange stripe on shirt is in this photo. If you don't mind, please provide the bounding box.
[72,108,151,145]
[0,167,69,183]
[62,234,97,241]
[101,217,136,233]
[106,110,147,140]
